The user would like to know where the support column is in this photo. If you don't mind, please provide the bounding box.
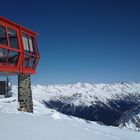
[18,74,33,113]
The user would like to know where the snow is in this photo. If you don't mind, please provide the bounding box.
[0,82,140,140]
[33,82,140,107]
[0,112,140,140]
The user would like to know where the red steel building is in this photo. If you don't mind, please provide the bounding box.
[0,16,40,75]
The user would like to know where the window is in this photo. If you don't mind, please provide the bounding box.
[8,51,19,65]
[28,57,35,68]
[0,25,7,46]
[22,33,29,52]
[29,36,34,52]
[0,48,8,64]
[22,33,37,68]
[23,55,29,67]
[22,33,36,54]
[7,28,19,49]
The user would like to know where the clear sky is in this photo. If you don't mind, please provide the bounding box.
[1,0,140,84]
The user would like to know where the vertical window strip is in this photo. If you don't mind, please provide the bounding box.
[22,33,29,51]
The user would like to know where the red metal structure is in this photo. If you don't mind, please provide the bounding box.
[0,16,40,75]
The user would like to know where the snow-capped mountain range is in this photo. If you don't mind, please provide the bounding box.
[0,82,140,140]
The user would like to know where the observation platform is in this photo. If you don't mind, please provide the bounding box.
[0,16,40,75]
[0,16,40,113]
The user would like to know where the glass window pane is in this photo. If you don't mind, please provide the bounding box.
[0,25,7,46]
[28,57,36,68]
[0,48,8,64]
[22,33,29,52]
[8,28,19,49]
[8,51,19,65]
[23,55,29,67]
[29,36,34,52]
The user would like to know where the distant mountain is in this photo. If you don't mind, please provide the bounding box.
[35,82,140,129]
[1,82,140,131]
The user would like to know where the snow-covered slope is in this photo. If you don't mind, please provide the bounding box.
[0,82,140,140]
[119,105,140,131]
[0,111,140,140]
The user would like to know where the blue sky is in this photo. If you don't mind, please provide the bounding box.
[1,0,140,84]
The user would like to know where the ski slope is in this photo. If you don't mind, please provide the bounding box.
[0,111,140,140]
